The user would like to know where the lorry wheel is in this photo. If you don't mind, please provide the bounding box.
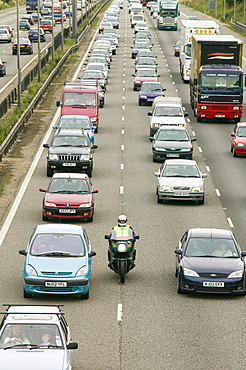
[197,117,202,122]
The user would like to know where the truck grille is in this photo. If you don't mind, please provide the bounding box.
[58,155,80,161]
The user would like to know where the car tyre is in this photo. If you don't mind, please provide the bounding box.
[47,167,53,177]
[87,211,94,222]
[153,156,157,162]
[81,290,89,299]
[230,144,233,153]
[233,148,237,157]
[139,101,142,106]
[157,194,162,204]
[23,289,32,298]
[42,214,49,221]
[177,276,184,294]
[198,196,204,205]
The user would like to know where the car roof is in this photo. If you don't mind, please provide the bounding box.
[158,126,187,131]
[188,228,233,239]
[164,159,197,166]
[236,122,246,127]
[34,223,84,234]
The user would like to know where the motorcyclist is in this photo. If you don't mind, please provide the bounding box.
[111,215,136,238]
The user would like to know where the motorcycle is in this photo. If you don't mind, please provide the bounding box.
[105,226,139,284]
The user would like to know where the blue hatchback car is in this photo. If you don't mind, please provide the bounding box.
[175,228,246,295]
[53,115,96,144]
[28,28,46,42]
[138,82,165,106]
[19,224,96,299]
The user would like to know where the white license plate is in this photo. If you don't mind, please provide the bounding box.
[215,115,225,118]
[59,209,76,213]
[147,98,154,101]
[203,281,224,287]
[167,154,179,158]
[45,282,67,287]
[174,192,189,197]
[62,163,76,166]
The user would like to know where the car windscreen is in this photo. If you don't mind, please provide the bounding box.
[63,92,96,107]
[30,233,86,256]
[162,164,200,178]
[154,106,182,117]
[185,238,239,258]
[51,134,90,147]
[47,177,90,194]
[0,324,64,349]
[156,129,189,141]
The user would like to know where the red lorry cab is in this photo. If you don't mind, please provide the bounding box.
[56,83,99,130]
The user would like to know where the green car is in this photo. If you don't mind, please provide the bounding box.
[19,20,30,30]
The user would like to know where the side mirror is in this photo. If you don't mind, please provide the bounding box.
[163,88,166,91]
[154,171,159,177]
[132,74,135,76]
[231,133,236,137]
[149,137,154,141]
[202,173,208,178]
[92,144,98,149]
[39,188,46,192]
[191,138,196,142]
[89,251,96,258]
[105,234,110,239]
[92,189,99,194]
[174,249,183,255]
[52,125,57,129]
[56,101,60,107]
[67,342,78,350]
[135,235,140,240]
[19,249,27,256]
[147,112,152,116]
[241,251,246,257]
[184,112,189,117]
[43,143,49,148]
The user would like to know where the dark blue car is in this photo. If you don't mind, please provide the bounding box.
[175,228,246,295]
[138,82,165,106]
[28,28,46,42]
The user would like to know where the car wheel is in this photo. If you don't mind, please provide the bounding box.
[87,212,94,222]
[86,168,92,178]
[139,101,142,106]
[0,72,3,77]
[157,194,162,204]
[42,214,49,221]
[46,167,53,177]
[153,156,157,162]
[100,102,104,108]
[233,148,237,157]
[177,276,184,294]
[198,196,204,205]
[23,289,32,298]
[81,290,89,299]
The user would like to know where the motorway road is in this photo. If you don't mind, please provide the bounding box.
[1,2,246,370]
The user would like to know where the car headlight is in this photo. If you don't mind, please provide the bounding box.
[180,148,191,152]
[44,201,56,207]
[228,270,243,279]
[26,264,37,276]
[191,186,203,192]
[135,80,141,84]
[159,185,172,192]
[48,154,58,160]
[154,146,166,151]
[237,143,244,147]
[183,268,199,277]
[200,106,208,110]
[140,95,147,99]
[79,203,91,208]
[153,123,160,128]
[90,117,97,122]
[80,154,90,160]
[76,265,88,276]
[118,243,127,252]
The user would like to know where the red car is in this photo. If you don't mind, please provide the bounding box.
[39,173,98,222]
[231,122,246,157]
[132,68,159,91]
[40,19,53,33]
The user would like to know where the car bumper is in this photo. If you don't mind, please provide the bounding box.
[153,150,193,161]
[43,206,94,219]
[24,276,90,295]
[233,145,246,155]
[178,274,245,294]
[47,160,92,173]
[158,191,204,202]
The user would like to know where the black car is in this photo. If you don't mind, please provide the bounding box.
[43,129,97,177]
[0,58,6,77]
[12,38,33,55]
[175,228,246,295]
[149,126,196,161]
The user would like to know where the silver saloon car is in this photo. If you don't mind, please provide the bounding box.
[155,159,207,204]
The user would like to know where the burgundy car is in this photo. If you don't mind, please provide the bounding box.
[39,173,98,222]
[231,122,246,157]
[132,68,159,91]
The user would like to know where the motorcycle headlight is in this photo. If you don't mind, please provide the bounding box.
[118,243,127,252]
[79,203,91,208]
[191,186,203,192]
[76,265,88,276]
[48,154,58,160]
[44,201,56,207]
[183,268,199,277]
[159,185,172,192]
[228,270,243,279]
[26,264,37,276]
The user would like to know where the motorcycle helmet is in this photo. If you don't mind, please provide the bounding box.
[118,215,127,227]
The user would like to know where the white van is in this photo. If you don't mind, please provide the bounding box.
[129,3,143,15]
[147,97,189,136]
[131,13,145,27]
